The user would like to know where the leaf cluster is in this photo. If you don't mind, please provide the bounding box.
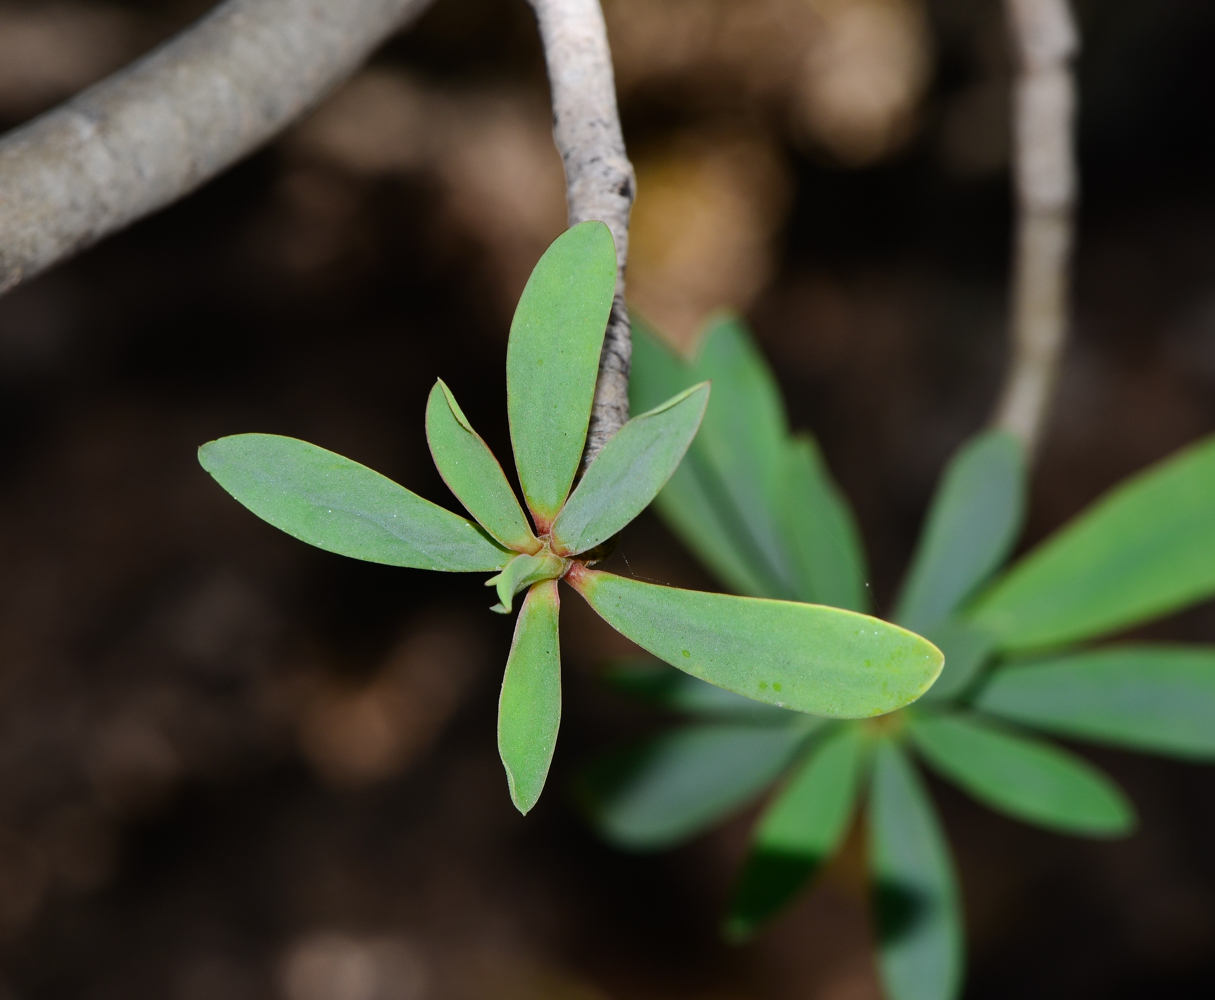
[198,224,942,816]
[584,315,1215,1000]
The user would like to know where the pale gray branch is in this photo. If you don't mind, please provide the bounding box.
[2,0,634,454]
[992,0,1079,455]
[529,0,636,467]
[0,0,436,297]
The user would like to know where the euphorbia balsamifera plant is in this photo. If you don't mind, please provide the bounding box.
[198,222,943,813]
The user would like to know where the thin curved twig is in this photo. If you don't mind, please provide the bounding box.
[529,0,636,465]
[992,0,1079,456]
[0,0,436,297]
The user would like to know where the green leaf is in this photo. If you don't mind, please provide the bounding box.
[894,431,1025,634]
[907,712,1135,837]
[975,645,1215,759]
[968,434,1215,652]
[628,312,693,414]
[551,383,710,555]
[507,221,617,527]
[725,724,867,939]
[578,722,811,849]
[782,435,870,611]
[425,379,540,553]
[199,434,511,571]
[690,314,797,596]
[631,316,792,599]
[604,659,797,722]
[484,550,567,614]
[568,568,943,718]
[498,578,562,814]
[917,621,997,704]
[653,449,781,598]
[868,740,963,1000]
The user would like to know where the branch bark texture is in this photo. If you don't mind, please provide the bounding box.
[529,0,636,467]
[992,0,1079,455]
[0,0,435,296]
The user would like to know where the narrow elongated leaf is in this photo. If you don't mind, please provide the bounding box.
[578,723,811,849]
[918,621,997,704]
[199,434,511,571]
[782,435,870,611]
[975,645,1215,759]
[631,317,792,599]
[425,380,539,553]
[485,550,567,614]
[654,448,782,598]
[969,434,1215,652]
[628,313,692,412]
[604,660,797,722]
[507,222,617,527]
[551,383,710,555]
[568,568,943,718]
[726,724,867,939]
[498,579,562,814]
[691,314,796,595]
[907,712,1134,836]
[894,431,1025,634]
[869,740,963,1000]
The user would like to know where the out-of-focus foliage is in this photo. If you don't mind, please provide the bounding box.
[584,316,1215,1000]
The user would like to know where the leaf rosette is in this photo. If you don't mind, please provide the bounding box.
[586,314,1215,1000]
[199,223,942,815]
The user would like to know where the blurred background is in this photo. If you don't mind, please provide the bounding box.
[0,0,1214,996]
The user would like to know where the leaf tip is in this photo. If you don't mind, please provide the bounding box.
[504,767,540,815]
[571,218,617,259]
[1105,796,1138,838]
[904,636,947,707]
[197,438,222,471]
[435,377,475,433]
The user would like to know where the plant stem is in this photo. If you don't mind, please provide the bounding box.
[529,0,636,467]
[992,0,1079,457]
[0,0,436,297]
